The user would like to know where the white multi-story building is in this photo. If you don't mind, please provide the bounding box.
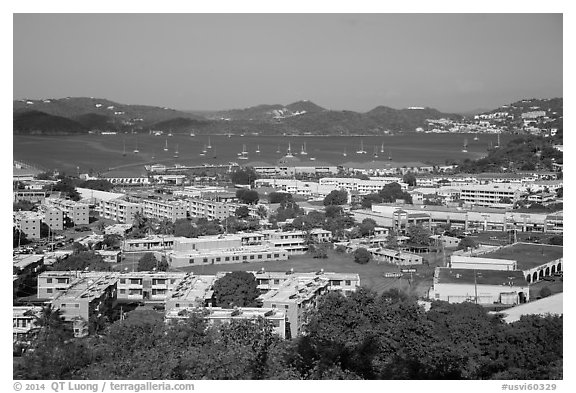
[460,184,524,207]
[44,198,89,225]
[141,199,188,222]
[14,211,42,239]
[100,198,142,224]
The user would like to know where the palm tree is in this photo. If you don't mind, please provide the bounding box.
[96,220,107,234]
[143,218,158,236]
[132,210,146,229]
[256,205,268,219]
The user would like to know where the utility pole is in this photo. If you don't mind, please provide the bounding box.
[474,269,478,304]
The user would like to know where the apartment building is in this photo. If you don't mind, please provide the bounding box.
[319,177,408,194]
[260,229,333,254]
[165,307,287,339]
[259,275,330,339]
[460,184,524,207]
[100,198,141,224]
[44,198,89,225]
[122,235,180,252]
[368,248,424,265]
[37,205,64,231]
[187,197,237,221]
[253,165,338,178]
[164,274,217,310]
[14,211,42,239]
[51,273,118,337]
[168,235,289,267]
[141,199,188,222]
[116,272,186,302]
[95,250,122,263]
[251,270,360,295]
[13,190,47,203]
[13,306,42,345]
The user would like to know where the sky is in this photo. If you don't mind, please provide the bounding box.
[13,13,562,113]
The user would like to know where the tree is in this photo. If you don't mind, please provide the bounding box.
[499,197,513,204]
[51,178,81,201]
[407,224,431,246]
[157,254,169,271]
[324,205,344,219]
[358,218,377,237]
[40,222,51,238]
[403,172,417,187]
[235,206,250,219]
[335,244,347,254]
[102,234,122,249]
[174,218,198,238]
[353,247,371,264]
[268,192,293,204]
[231,167,258,186]
[548,235,562,246]
[212,271,261,308]
[556,187,563,198]
[378,182,412,204]
[323,189,348,206]
[13,228,30,248]
[308,243,331,259]
[137,253,158,271]
[458,237,477,250]
[256,205,268,219]
[13,200,35,211]
[236,189,260,205]
[52,251,110,271]
[79,179,114,192]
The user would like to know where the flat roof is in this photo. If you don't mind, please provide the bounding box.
[437,268,527,286]
[480,243,563,270]
[167,274,216,302]
[14,254,44,269]
[166,307,285,320]
[259,276,329,304]
[53,274,117,302]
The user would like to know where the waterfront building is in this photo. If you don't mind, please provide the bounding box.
[141,198,188,222]
[100,198,142,224]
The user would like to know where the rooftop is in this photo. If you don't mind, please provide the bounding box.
[494,293,563,323]
[259,275,329,304]
[53,273,117,302]
[436,268,527,287]
[165,306,285,320]
[166,274,216,303]
[13,254,44,270]
[481,242,563,270]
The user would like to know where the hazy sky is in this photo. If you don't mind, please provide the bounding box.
[13,13,562,112]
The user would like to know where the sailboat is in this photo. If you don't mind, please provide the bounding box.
[133,138,139,154]
[495,134,501,148]
[300,142,308,155]
[255,145,261,154]
[207,137,212,149]
[122,139,126,156]
[356,139,367,154]
[167,129,173,137]
[163,139,168,152]
[343,147,347,157]
[473,134,479,141]
[189,132,196,137]
[200,145,207,156]
[388,149,392,161]
[173,144,179,158]
[276,145,281,154]
[380,142,385,153]
[285,142,294,158]
[373,146,379,158]
[238,144,249,160]
[462,138,468,153]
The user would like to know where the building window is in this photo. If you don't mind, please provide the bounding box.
[274,254,279,258]
[225,256,230,261]
[119,289,125,294]
[345,280,351,286]
[284,305,289,310]
[257,254,262,259]
[47,288,53,294]
[203,258,208,263]
[249,255,254,260]
[274,279,280,285]
[242,256,247,261]
[46,278,53,283]
[267,254,272,259]
[57,278,67,284]
[189,259,194,264]
[216,257,221,262]
[271,304,276,308]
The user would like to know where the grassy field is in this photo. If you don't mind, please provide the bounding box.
[120,250,448,297]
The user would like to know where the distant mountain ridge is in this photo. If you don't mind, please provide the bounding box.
[13,96,561,136]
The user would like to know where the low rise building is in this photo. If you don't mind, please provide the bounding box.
[460,184,524,207]
[44,198,89,225]
[141,199,188,222]
[13,306,42,346]
[99,198,142,224]
[165,307,287,339]
[164,274,217,310]
[116,272,186,302]
[251,270,360,295]
[429,267,529,305]
[122,235,181,252]
[95,250,122,263]
[259,275,330,338]
[13,190,47,203]
[368,248,424,265]
[51,273,118,337]
[14,211,42,239]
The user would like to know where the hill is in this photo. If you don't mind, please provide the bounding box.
[13,97,207,130]
[14,110,87,134]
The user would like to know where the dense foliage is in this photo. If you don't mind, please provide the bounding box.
[212,271,261,308]
[362,182,412,208]
[323,189,348,206]
[15,289,562,380]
